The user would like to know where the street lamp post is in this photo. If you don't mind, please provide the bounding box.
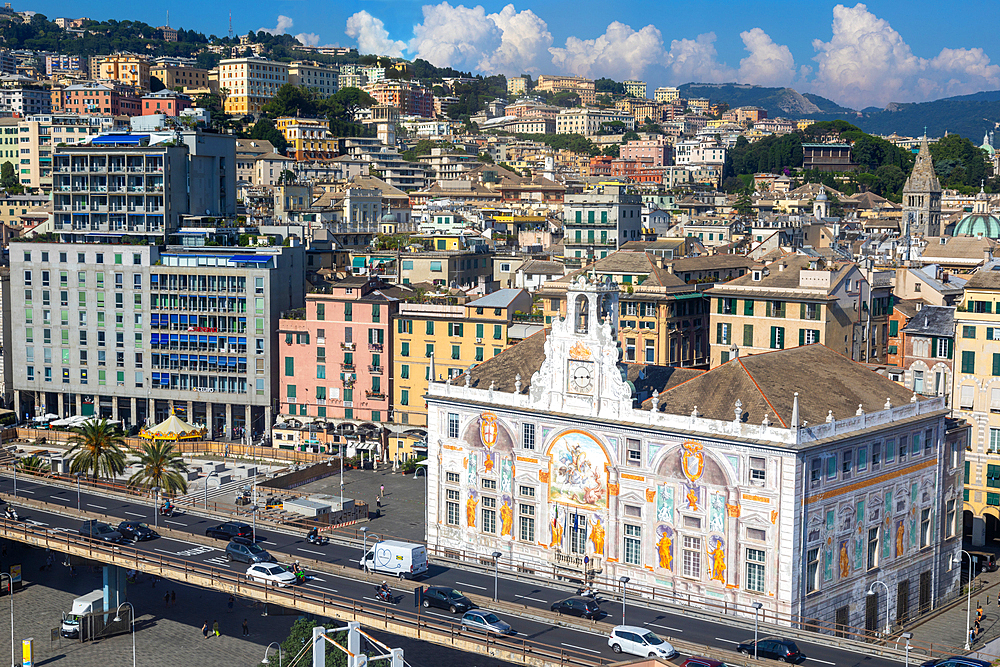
[867,581,891,637]
[752,601,763,659]
[204,471,217,509]
[619,576,630,625]
[251,504,258,544]
[962,550,974,649]
[152,487,160,530]
[112,601,136,667]
[262,641,283,666]
[491,551,502,602]
[75,473,81,511]
[901,632,912,667]
[1,572,13,667]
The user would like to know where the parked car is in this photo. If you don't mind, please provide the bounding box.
[460,610,515,636]
[205,521,253,541]
[226,537,275,564]
[550,596,601,619]
[608,626,678,659]
[421,586,473,613]
[246,563,297,588]
[116,521,158,542]
[78,520,123,543]
[736,638,804,663]
[920,658,992,667]
[681,658,725,667]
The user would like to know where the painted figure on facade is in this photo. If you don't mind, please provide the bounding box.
[500,495,513,538]
[896,520,905,557]
[548,431,608,510]
[551,512,564,547]
[839,540,850,578]
[466,490,478,529]
[707,535,726,582]
[589,515,605,554]
[656,525,673,571]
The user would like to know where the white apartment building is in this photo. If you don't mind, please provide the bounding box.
[218,57,289,116]
[555,109,635,138]
[654,87,679,103]
[18,113,128,190]
[623,80,647,99]
[673,140,726,166]
[288,61,339,98]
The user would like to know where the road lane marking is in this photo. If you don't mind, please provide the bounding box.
[306,583,338,593]
[808,659,835,666]
[165,520,187,526]
[297,548,325,556]
[123,512,145,518]
[514,595,548,603]
[86,504,107,510]
[715,638,739,644]
[50,496,71,503]
[261,541,277,545]
[18,489,33,494]
[25,520,48,526]
[561,643,601,654]
[646,623,683,632]
[454,581,488,590]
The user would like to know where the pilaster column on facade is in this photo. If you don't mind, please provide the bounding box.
[130,397,136,427]
[75,394,82,417]
[57,392,65,418]
[12,391,19,420]
[264,404,273,441]
[225,403,232,439]
[608,468,620,568]
[112,395,119,422]
[187,401,193,423]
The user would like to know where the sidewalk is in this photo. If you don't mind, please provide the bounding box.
[905,545,1000,657]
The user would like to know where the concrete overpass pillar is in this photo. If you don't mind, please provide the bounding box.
[347,621,361,667]
[312,625,325,667]
[103,564,128,617]
[973,515,987,547]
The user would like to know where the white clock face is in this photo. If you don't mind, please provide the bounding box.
[568,360,594,395]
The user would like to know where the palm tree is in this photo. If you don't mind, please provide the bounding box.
[66,419,127,481]
[128,441,189,496]
[16,455,49,474]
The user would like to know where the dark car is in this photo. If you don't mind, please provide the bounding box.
[225,537,275,564]
[78,520,123,543]
[737,638,804,663]
[421,586,474,613]
[550,596,601,619]
[920,658,992,667]
[682,658,725,667]
[116,521,158,541]
[205,521,253,541]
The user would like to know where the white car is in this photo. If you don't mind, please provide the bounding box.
[246,563,298,588]
[608,625,678,659]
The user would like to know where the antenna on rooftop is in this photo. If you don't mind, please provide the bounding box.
[165,10,169,28]
[228,12,233,40]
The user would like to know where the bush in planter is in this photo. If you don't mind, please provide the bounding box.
[402,456,427,474]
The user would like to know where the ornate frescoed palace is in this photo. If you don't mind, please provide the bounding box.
[424,275,965,634]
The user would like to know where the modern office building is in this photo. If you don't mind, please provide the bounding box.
[10,243,305,438]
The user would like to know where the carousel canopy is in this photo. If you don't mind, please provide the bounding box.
[140,413,205,441]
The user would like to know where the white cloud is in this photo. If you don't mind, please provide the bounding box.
[738,28,796,87]
[481,5,552,75]
[409,3,502,72]
[810,3,1000,107]
[345,10,406,58]
[662,32,735,84]
[296,33,321,47]
[549,21,665,81]
[258,15,294,36]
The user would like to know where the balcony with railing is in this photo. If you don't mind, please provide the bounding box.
[368,365,383,374]
[366,390,385,400]
[341,342,356,351]
[368,343,384,352]
[341,362,355,372]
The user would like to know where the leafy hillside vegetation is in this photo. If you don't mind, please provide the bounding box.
[857,99,1000,141]
[677,83,854,119]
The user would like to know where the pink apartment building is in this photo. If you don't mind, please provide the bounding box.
[620,137,672,167]
[277,277,401,451]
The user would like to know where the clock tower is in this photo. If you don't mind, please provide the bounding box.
[529,275,634,418]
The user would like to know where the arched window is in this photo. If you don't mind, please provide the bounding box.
[575,294,589,334]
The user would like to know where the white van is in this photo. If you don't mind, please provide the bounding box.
[361,540,428,579]
[61,589,105,638]
[608,625,678,659]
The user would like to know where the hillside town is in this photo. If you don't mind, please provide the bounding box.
[1,4,1000,667]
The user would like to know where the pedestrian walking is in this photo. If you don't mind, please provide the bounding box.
[164,591,169,607]
[380,484,384,497]
[242,618,249,637]
[376,495,381,509]
[171,590,176,605]
[978,603,984,621]
[152,576,157,588]
[213,620,220,637]
[227,595,234,612]
[202,620,209,639]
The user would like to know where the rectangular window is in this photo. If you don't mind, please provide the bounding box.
[867,527,879,569]
[963,325,977,339]
[886,438,896,463]
[746,548,766,592]
[857,446,868,472]
[920,508,931,548]
[493,325,503,340]
[448,413,460,438]
[481,496,496,533]
[743,299,754,316]
[750,457,766,485]
[623,525,641,565]
[946,499,956,538]
[962,350,976,374]
[806,548,819,593]
[770,326,784,349]
[284,357,294,376]
[446,489,460,526]
[400,389,409,406]
[842,450,852,479]
[682,536,702,578]
[519,504,535,542]
[522,423,535,450]
[743,324,753,347]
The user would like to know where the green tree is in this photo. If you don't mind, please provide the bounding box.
[734,190,754,215]
[266,619,351,667]
[595,77,625,95]
[602,144,620,158]
[249,118,287,152]
[66,419,127,481]
[263,84,319,119]
[17,455,49,474]
[128,442,189,495]
[873,164,906,198]
[0,162,21,192]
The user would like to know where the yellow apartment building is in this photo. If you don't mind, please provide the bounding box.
[275,117,338,161]
[537,251,711,367]
[391,289,533,457]
[97,55,150,92]
[150,64,210,93]
[218,57,289,115]
[952,266,1000,544]
[706,255,894,366]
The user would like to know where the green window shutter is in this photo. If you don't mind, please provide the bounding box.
[778,327,784,349]
[800,303,806,319]
[993,353,1000,376]
[799,328,805,346]
[930,339,937,358]
[989,302,994,314]
[743,324,753,347]
[476,323,483,338]
[717,298,723,314]
[963,350,976,374]
[744,300,754,316]
[769,326,776,349]
[716,322,723,344]
[889,320,898,336]
[284,357,294,376]
[948,339,954,359]
[966,461,971,484]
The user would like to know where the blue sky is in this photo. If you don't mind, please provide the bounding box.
[26,1,1000,109]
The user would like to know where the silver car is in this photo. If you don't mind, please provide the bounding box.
[461,609,515,635]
